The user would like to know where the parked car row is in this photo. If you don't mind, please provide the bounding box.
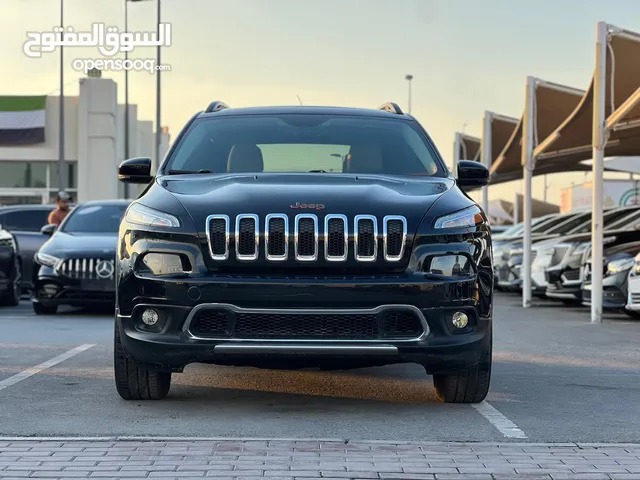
[0,200,127,314]
[493,206,640,319]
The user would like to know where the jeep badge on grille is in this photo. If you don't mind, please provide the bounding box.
[290,202,325,211]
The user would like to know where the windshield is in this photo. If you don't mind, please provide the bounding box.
[545,212,591,235]
[495,223,524,237]
[164,114,444,176]
[533,214,574,233]
[571,208,639,234]
[607,208,640,230]
[60,204,128,233]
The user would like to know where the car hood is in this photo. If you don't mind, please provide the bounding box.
[160,173,454,229]
[42,232,117,257]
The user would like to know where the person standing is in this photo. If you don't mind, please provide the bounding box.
[48,191,71,226]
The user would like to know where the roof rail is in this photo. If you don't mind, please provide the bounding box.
[378,102,404,115]
[205,101,230,113]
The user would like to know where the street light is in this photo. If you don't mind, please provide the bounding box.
[124,0,153,199]
[155,0,162,175]
[405,74,413,114]
[59,0,65,196]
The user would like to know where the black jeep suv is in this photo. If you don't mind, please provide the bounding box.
[115,102,493,403]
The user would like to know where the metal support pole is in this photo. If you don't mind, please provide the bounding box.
[453,133,462,178]
[521,76,536,309]
[58,0,65,194]
[591,21,608,325]
[123,0,130,199]
[405,74,413,114]
[543,175,548,203]
[513,191,519,224]
[155,0,162,174]
[480,112,492,215]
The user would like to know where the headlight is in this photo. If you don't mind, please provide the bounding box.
[607,258,636,274]
[35,251,62,268]
[125,203,180,228]
[631,262,640,276]
[434,205,483,229]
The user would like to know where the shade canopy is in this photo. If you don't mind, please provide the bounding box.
[487,196,560,224]
[534,33,640,165]
[457,133,481,161]
[489,30,640,185]
[489,82,588,184]
[488,114,519,164]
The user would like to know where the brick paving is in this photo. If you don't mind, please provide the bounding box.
[1,439,640,480]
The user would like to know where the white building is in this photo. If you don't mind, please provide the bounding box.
[0,76,170,206]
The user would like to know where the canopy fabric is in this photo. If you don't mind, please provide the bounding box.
[458,134,481,161]
[534,33,640,166]
[489,83,587,184]
[490,115,519,164]
[488,199,513,223]
[486,196,560,224]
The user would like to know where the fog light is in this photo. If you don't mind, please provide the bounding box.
[451,311,468,329]
[141,309,159,326]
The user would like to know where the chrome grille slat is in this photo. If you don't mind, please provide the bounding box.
[294,214,318,262]
[324,214,348,262]
[354,215,378,262]
[205,214,230,261]
[235,214,259,261]
[206,214,406,264]
[265,214,289,261]
[383,215,407,262]
[58,258,114,280]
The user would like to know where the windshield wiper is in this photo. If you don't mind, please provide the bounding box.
[167,169,213,175]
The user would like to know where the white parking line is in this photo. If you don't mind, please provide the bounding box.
[472,401,527,438]
[0,344,96,392]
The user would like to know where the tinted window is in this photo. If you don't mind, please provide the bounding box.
[2,209,50,232]
[165,115,443,176]
[571,208,639,234]
[546,212,591,234]
[61,204,128,233]
[607,209,640,230]
[533,215,574,233]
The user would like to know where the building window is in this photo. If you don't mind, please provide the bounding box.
[0,161,77,189]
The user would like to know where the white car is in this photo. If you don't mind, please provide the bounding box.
[624,252,640,320]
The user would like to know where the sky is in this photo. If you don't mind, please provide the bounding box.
[2,0,640,206]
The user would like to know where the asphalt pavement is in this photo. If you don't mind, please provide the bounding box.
[1,294,640,444]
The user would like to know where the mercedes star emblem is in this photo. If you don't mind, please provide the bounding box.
[96,260,114,279]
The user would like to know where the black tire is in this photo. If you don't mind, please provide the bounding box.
[624,309,640,320]
[114,323,171,400]
[32,301,58,315]
[433,347,492,404]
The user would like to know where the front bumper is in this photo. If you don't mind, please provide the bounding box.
[34,266,115,307]
[116,275,492,374]
[626,276,640,311]
[545,266,583,301]
[582,284,627,309]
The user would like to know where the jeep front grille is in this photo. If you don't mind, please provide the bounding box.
[206,214,407,263]
[57,258,115,280]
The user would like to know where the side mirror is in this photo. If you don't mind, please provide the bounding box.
[41,224,57,236]
[119,157,153,184]
[457,160,490,188]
